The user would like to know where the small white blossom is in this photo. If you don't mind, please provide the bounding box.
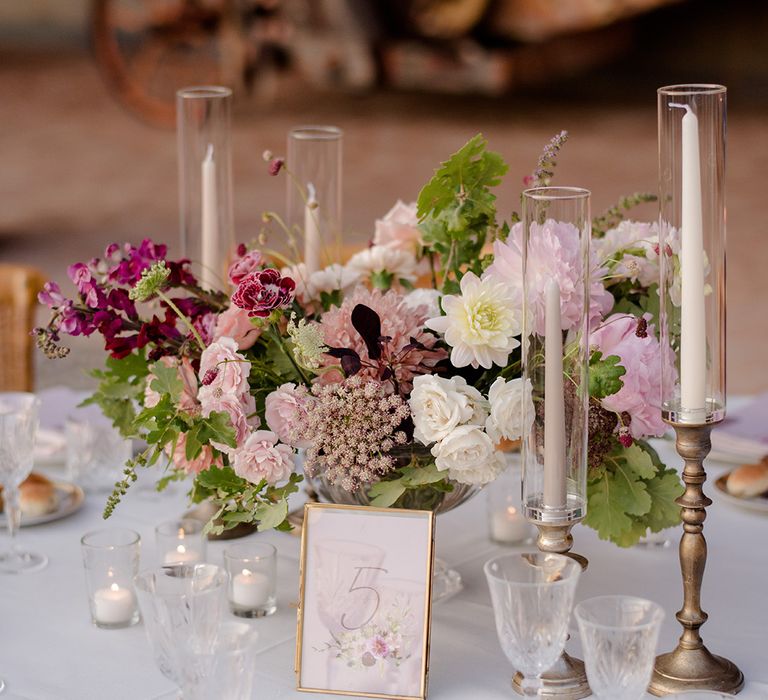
[431,424,506,485]
[346,245,421,287]
[287,314,327,370]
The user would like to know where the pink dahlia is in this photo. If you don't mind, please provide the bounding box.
[316,287,447,390]
[485,221,613,336]
[589,313,667,439]
[231,268,295,318]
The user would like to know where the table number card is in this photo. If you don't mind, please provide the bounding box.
[296,503,435,700]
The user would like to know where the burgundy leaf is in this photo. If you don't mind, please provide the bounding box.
[351,304,382,360]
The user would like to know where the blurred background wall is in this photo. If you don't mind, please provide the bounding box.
[1,0,767,391]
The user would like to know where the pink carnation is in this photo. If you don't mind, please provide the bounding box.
[265,383,311,448]
[213,305,261,350]
[485,221,613,336]
[168,433,217,475]
[231,430,293,485]
[373,200,422,253]
[590,313,666,439]
[228,249,264,285]
[316,287,447,390]
[197,337,250,401]
[231,268,295,318]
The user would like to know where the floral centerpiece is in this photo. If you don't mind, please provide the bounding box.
[36,133,682,546]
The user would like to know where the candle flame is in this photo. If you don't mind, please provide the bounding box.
[506,506,518,516]
[177,544,186,554]
[110,583,120,592]
[177,528,185,539]
[241,568,252,577]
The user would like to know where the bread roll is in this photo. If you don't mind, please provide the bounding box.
[0,473,59,517]
[726,462,768,498]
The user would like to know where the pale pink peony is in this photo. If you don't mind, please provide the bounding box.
[594,220,660,288]
[145,356,199,412]
[167,433,218,474]
[485,221,614,336]
[265,383,311,448]
[197,337,251,401]
[228,249,264,285]
[213,305,261,350]
[231,429,294,485]
[316,287,447,389]
[373,200,422,253]
[282,262,360,310]
[589,313,667,439]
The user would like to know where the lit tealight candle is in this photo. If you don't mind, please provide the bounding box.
[164,543,200,565]
[232,568,271,608]
[93,583,135,625]
[491,506,532,544]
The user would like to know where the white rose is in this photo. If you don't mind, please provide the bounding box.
[485,377,534,445]
[451,376,489,425]
[431,425,505,485]
[409,375,474,445]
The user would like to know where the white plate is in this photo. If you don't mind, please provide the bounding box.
[713,473,768,514]
[0,480,85,527]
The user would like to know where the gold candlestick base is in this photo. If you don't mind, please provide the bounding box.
[648,423,744,696]
[512,520,590,700]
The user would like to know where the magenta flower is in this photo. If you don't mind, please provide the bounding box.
[231,268,295,318]
[38,281,66,309]
[268,158,285,176]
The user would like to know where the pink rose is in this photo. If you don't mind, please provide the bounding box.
[145,356,199,412]
[265,383,311,447]
[373,200,422,253]
[231,268,295,318]
[197,337,250,402]
[590,313,667,439]
[213,305,261,350]
[167,433,217,474]
[228,249,264,285]
[231,430,294,485]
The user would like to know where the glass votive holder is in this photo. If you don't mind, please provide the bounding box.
[80,528,141,629]
[224,542,277,618]
[66,415,133,493]
[156,518,207,566]
[487,452,535,546]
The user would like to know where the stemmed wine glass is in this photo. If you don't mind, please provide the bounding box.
[134,563,229,699]
[484,552,581,697]
[575,595,665,700]
[0,392,47,574]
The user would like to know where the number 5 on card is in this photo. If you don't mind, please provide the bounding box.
[296,503,436,699]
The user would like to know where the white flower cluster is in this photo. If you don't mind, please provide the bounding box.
[408,375,533,486]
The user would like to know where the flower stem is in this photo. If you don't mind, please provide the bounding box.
[157,290,206,351]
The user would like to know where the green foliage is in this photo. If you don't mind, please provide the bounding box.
[416,134,508,289]
[85,351,149,436]
[592,192,657,237]
[368,461,450,509]
[589,351,626,399]
[585,440,683,546]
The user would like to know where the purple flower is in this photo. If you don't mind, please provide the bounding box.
[268,158,284,176]
[231,268,295,318]
[38,281,65,309]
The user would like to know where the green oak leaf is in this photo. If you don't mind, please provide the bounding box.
[621,443,657,480]
[253,500,289,531]
[613,518,651,548]
[584,471,634,542]
[644,469,684,532]
[589,351,626,399]
[196,465,247,492]
[612,461,651,516]
[149,360,183,403]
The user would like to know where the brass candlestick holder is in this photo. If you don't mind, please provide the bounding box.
[648,423,744,696]
[512,519,590,699]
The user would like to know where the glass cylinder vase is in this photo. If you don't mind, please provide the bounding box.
[286,126,343,275]
[658,85,727,425]
[521,187,590,525]
[177,86,235,292]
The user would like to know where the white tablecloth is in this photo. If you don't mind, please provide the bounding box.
[2,438,768,700]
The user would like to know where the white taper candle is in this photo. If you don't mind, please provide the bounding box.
[201,144,219,290]
[543,278,567,510]
[304,182,321,275]
[676,103,707,413]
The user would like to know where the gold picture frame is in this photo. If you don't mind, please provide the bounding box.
[295,503,436,700]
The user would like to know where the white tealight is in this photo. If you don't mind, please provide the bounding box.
[163,544,200,565]
[491,506,532,544]
[232,568,271,608]
[93,583,135,625]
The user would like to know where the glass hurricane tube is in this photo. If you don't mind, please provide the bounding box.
[177,86,235,291]
[658,85,726,425]
[286,126,343,275]
[521,187,590,527]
